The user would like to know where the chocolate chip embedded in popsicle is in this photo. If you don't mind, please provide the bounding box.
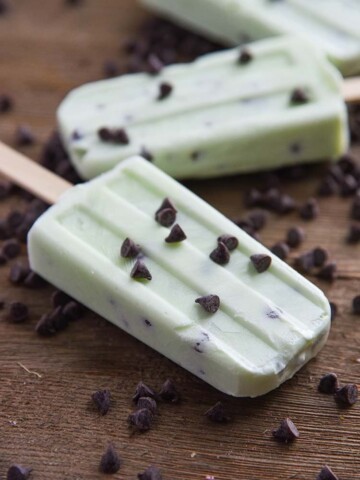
[157,82,173,100]
[250,254,272,273]
[238,48,253,65]
[195,294,220,313]
[121,238,141,258]
[210,242,230,265]
[290,87,309,105]
[217,234,238,251]
[98,127,130,145]
[155,197,177,227]
[130,260,152,281]
[165,224,186,243]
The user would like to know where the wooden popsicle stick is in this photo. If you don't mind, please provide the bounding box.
[343,77,360,104]
[0,141,72,205]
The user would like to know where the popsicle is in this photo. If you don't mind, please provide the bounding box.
[140,0,360,76]
[58,36,349,181]
[0,143,331,397]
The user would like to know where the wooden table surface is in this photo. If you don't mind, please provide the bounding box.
[0,1,359,479]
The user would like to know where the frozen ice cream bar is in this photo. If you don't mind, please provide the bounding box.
[28,156,331,397]
[58,36,348,181]
[140,0,360,76]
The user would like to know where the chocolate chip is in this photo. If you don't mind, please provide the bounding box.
[0,219,10,240]
[313,247,328,267]
[159,379,180,403]
[7,210,24,229]
[9,263,29,284]
[275,194,297,215]
[138,466,163,480]
[247,210,267,231]
[346,224,360,244]
[140,147,154,162]
[210,242,230,265]
[272,418,299,443]
[330,302,338,322]
[98,127,130,145]
[165,224,186,243]
[250,254,271,273]
[103,59,120,78]
[290,88,309,105]
[0,93,13,113]
[238,48,253,64]
[338,153,358,174]
[294,251,314,273]
[14,125,36,146]
[217,234,238,251]
[147,53,164,75]
[195,294,220,314]
[121,238,141,258]
[130,260,152,281]
[328,164,344,184]
[9,302,29,323]
[63,301,83,321]
[353,295,360,315]
[65,0,84,5]
[52,290,73,307]
[244,188,262,208]
[204,401,229,423]
[334,384,358,406]
[316,465,339,480]
[92,389,111,415]
[270,242,289,261]
[286,226,305,248]
[35,307,69,336]
[0,180,13,199]
[128,408,153,432]
[2,238,21,259]
[317,262,337,282]
[157,82,173,100]
[318,373,339,394]
[0,253,7,266]
[137,397,157,413]
[23,272,46,289]
[299,198,319,220]
[351,195,360,221]
[99,444,121,474]
[340,174,358,197]
[317,176,338,197]
[133,381,156,403]
[6,465,32,480]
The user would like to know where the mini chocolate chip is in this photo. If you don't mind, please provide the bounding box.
[195,294,220,314]
[340,174,358,197]
[286,226,305,248]
[294,251,314,273]
[137,396,157,413]
[147,53,164,75]
[0,219,10,240]
[290,88,309,105]
[98,127,129,145]
[52,290,73,307]
[313,247,328,267]
[15,125,35,146]
[35,307,69,336]
[334,384,358,406]
[351,196,360,220]
[159,379,180,403]
[330,302,338,321]
[144,319,152,327]
[157,82,173,100]
[276,194,297,215]
[7,210,24,229]
[238,48,253,64]
[346,224,360,244]
[317,176,338,197]
[0,93,12,113]
[250,254,271,273]
[6,465,32,480]
[9,302,29,323]
[92,389,111,415]
[131,260,152,281]
[155,198,177,215]
[133,381,156,403]
[99,444,121,474]
[165,224,186,243]
[270,242,289,261]
[318,373,339,394]
[63,301,83,321]
[9,263,29,284]
[140,146,154,162]
[316,465,339,480]
[299,198,319,220]
[247,210,267,231]
[103,59,120,78]
[155,198,177,227]
[217,234,238,251]
[128,408,153,432]
[353,295,360,315]
[317,262,337,282]
[2,238,21,259]
[138,466,163,480]
[121,238,141,258]
[191,151,202,161]
[244,188,262,208]
[204,401,229,423]
[272,418,299,443]
[328,164,344,183]
[210,242,230,265]
[338,153,358,174]
[0,180,13,199]
[23,272,46,289]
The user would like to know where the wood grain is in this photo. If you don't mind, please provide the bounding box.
[0,1,359,479]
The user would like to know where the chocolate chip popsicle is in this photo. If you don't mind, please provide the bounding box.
[0,143,331,397]
[58,36,348,181]
[140,0,360,76]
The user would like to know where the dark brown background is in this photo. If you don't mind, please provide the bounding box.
[0,1,359,479]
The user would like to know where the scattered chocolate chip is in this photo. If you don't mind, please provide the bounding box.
[92,389,111,415]
[133,381,156,403]
[147,53,164,75]
[138,466,162,480]
[250,253,271,273]
[338,153,358,174]
[318,373,339,394]
[340,174,358,197]
[313,247,328,268]
[351,195,360,220]
[128,408,153,432]
[0,219,10,240]
[121,238,141,258]
[317,262,337,282]
[35,307,69,336]
[290,88,309,105]
[346,224,360,244]
[0,93,12,112]
[210,242,230,265]
[7,210,24,229]
[217,234,238,251]
[328,164,344,184]
[99,444,121,474]
[0,180,13,199]
[286,227,305,249]
[272,418,299,443]
[130,260,152,281]
[14,125,36,146]
[159,379,180,403]
[165,224,186,243]
[247,210,267,231]
[294,251,314,273]
[9,263,29,284]
[204,401,229,423]
[52,290,73,307]
[2,238,21,259]
[330,302,338,322]
[317,176,338,197]
[23,272,46,289]
[140,146,154,162]
[6,465,32,480]
[316,465,339,480]
[103,59,120,78]
[137,397,157,413]
[244,188,262,209]
[9,302,29,323]
[276,194,297,215]
[98,127,129,145]
[157,82,173,100]
[353,295,360,315]
[334,384,358,406]
[299,198,319,220]
[195,294,220,314]
[238,48,253,64]
[270,242,289,261]
[63,301,83,321]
